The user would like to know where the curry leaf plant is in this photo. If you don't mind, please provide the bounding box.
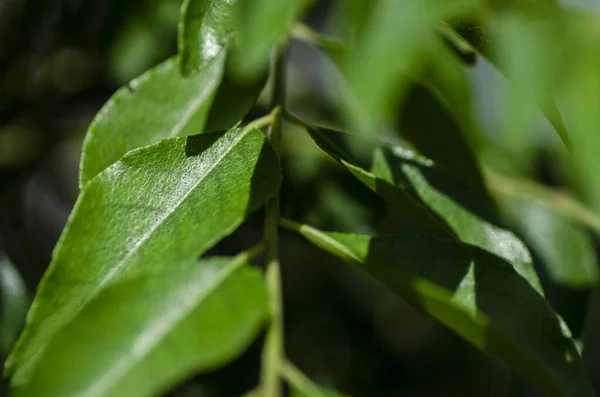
[4,0,599,396]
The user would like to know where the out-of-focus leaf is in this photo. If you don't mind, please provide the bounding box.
[452,13,572,151]
[497,196,599,288]
[341,0,483,132]
[233,0,311,79]
[485,171,600,233]
[79,54,225,188]
[283,220,593,397]
[282,360,346,397]
[14,254,268,397]
[0,254,28,354]
[400,37,485,194]
[493,12,570,162]
[6,127,281,383]
[178,0,237,76]
[561,17,600,216]
[303,125,541,293]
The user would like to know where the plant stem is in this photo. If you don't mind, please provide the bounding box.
[260,43,286,397]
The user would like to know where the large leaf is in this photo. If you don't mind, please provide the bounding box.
[6,127,281,383]
[79,54,226,188]
[14,254,268,397]
[283,220,593,397]
[233,0,311,79]
[178,0,237,76]
[497,196,599,288]
[303,126,541,293]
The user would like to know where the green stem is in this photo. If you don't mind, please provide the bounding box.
[260,43,286,397]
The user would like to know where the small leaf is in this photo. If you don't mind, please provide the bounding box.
[79,54,225,188]
[283,220,593,397]
[304,126,541,294]
[178,0,237,76]
[233,0,311,79]
[6,127,281,383]
[282,360,346,397]
[14,254,268,397]
[0,254,29,354]
[498,196,599,288]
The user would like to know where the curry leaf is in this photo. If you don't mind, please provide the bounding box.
[13,254,268,397]
[178,0,237,76]
[303,125,541,293]
[80,54,225,188]
[6,127,281,383]
[498,196,599,288]
[282,220,593,397]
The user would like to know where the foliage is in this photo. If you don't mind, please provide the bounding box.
[3,0,600,396]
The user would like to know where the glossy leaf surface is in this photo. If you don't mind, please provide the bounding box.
[6,127,281,383]
[179,0,237,76]
[79,54,225,188]
[284,220,593,397]
[14,255,268,397]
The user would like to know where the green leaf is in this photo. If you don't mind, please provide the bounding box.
[340,0,482,132]
[178,0,237,76]
[14,253,268,397]
[282,360,346,397]
[497,196,599,288]
[283,220,593,397]
[561,21,600,216]
[451,14,572,151]
[0,254,29,354]
[6,127,281,383]
[302,126,451,237]
[79,54,226,188]
[203,71,267,133]
[303,126,541,294]
[233,0,311,79]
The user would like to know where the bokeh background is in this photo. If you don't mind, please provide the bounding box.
[1,0,600,396]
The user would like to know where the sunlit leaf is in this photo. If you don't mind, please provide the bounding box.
[179,0,237,76]
[283,220,593,397]
[6,127,281,383]
[14,254,268,397]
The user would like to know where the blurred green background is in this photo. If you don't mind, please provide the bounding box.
[1,0,600,396]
